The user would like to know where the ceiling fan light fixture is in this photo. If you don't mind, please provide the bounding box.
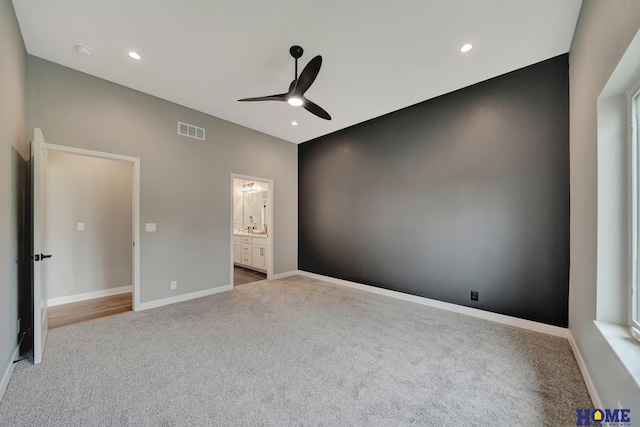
[460,43,473,53]
[129,51,141,60]
[238,46,331,120]
[287,96,303,107]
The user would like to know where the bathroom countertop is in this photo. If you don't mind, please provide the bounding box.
[234,231,268,239]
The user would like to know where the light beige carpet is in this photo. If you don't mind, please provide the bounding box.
[0,275,592,426]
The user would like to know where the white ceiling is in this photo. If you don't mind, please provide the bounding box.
[13,0,582,144]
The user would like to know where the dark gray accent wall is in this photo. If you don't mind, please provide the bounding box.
[299,55,569,327]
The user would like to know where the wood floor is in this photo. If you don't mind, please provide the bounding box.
[234,266,267,286]
[48,292,132,329]
[47,270,262,330]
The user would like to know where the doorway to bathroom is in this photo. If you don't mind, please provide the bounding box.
[230,174,273,286]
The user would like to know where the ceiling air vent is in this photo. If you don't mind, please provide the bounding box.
[177,121,205,141]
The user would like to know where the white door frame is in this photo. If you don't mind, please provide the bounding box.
[230,173,274,284]
[46,143,142,311]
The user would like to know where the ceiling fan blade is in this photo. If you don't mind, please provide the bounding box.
[294,55,322,96]
[303,99,331,120]
[238,94,288,102]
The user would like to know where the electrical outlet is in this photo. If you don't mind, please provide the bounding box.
[170,280,177,290]
[470,290,479,301]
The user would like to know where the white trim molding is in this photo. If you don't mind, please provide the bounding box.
[47,286,132,307]
[594,321,640,389]
[271,270,300,280]
[0,346,20,403]
[137,284,233,311]
[568,331,604,409]
[293,270,569,338]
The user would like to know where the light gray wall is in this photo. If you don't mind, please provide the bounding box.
[0,0,26,390]
[47,151,132,299]
[26,56,298,304]
[569,0,640,412]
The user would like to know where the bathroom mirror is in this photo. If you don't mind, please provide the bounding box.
[233,179,269,234]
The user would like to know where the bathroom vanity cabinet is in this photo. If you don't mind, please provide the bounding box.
[233,234,268,272]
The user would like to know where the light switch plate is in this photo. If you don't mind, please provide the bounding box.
[77,222,85,231]
[145,223,157,232]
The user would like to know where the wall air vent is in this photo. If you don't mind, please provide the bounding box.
[177,121,205,141]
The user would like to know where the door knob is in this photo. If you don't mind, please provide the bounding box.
[41,254,52,260]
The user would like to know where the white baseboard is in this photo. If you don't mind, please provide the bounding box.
[47,286,132,307]
[271,270,301,280]
[0,346,19,403]
[136,284,233,311]
[568,331,603,409]
[295,270,569,338]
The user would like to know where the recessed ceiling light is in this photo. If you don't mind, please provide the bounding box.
[287,97,303,107]
[128,51,141,60]
[460,44,473,53]
[74,44,93,56]
[291,121,298,126]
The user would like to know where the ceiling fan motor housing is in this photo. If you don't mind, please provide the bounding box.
[290,45,303,59]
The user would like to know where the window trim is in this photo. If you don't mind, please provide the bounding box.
[629,78,640,336]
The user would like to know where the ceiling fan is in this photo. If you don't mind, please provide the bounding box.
[238,45,331,120]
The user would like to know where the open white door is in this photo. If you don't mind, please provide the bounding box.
[32,128,50,364]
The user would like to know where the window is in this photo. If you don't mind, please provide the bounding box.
[631,82,640,339]
[593,27,640,389]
